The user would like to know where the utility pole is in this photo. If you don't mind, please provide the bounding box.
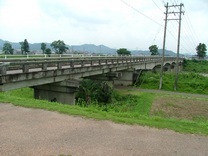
[174,3,184,91]
[159,3,184,90]
[159,3,168,90]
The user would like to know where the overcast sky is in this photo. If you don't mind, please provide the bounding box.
[0,0,207,54]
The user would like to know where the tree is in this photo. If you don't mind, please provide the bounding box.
[19,39,30,55]
[45,48,51,56]
[149,45,159,55]
[2,42,14,54]
[117,48,131,55]
[51,40,68,54]
[23,39,30,54]
[95,81,113,104]
[76,79,97,106]
[41,43,47,54]
[196,43,207,59]
[19,42,24,55]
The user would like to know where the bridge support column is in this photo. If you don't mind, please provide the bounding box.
[113,70,134,86]
[179,63,183,71]
[170,64,176,72]
[33,80,79,105]
[164,64,171,72]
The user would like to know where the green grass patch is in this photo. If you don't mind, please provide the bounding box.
[112,90,154,116]
[0,88,208,136]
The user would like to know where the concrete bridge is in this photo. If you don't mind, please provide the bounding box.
[0,56,183,104]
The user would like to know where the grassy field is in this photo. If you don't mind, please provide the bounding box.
[0,87,208,136]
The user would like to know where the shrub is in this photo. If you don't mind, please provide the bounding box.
[76,79,113,106]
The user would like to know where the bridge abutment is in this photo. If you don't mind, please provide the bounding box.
[33,80,79,105]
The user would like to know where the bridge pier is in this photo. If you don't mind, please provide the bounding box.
[179,62,183,71]
[33,80,79,105]
[113,70,134,86]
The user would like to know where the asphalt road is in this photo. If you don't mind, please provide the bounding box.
[1,103,208,156]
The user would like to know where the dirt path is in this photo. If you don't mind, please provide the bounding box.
[1,103,208,156]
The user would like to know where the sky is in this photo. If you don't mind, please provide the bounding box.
[0,0,207,54]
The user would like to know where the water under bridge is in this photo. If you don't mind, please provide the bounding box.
[0,56,183,104]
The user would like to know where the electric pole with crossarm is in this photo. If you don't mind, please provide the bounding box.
[159,3,184,90]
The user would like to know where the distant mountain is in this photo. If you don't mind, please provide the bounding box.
[0,38,179,56]
[131,49,182,56]
[69,44,117,54]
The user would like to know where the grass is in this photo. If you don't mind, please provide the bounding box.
[137,72,208,94]
[136,60,208,94]
[183,59,208,73]
[0,88,208,136]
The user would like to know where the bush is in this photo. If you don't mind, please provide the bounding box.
[76,79,113,106]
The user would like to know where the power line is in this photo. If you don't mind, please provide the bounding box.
[152,25,163,45]
[173,20,196,53]
[183,9,199,43]
[152,0,164,13]
[168,20,191,54]
[151,0,184,50]
[120,0,163,27]
[121,0,176,43]
[160,0,165,5]
[120,0,194,55]
[181,0,199,43]
[158,2,194,54]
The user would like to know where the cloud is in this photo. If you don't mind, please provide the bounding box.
[0,0,207,54]
[37,0,111,28]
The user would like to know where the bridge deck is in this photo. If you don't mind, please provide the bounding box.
[0,56,182,91]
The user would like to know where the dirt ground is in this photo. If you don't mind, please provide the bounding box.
[1,103,208,156]
[151,96,208,120]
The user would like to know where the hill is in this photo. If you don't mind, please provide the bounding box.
[69,44,117,54]
[131,49,180,56]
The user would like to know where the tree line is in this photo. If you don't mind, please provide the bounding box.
[2,39,68,55]
[1,39,207,59]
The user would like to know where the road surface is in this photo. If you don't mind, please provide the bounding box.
[1,103,208,156]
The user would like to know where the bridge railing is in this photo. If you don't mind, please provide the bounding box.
[0,56,181,75]
[0,54,147,60]
[0,54,111,59]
